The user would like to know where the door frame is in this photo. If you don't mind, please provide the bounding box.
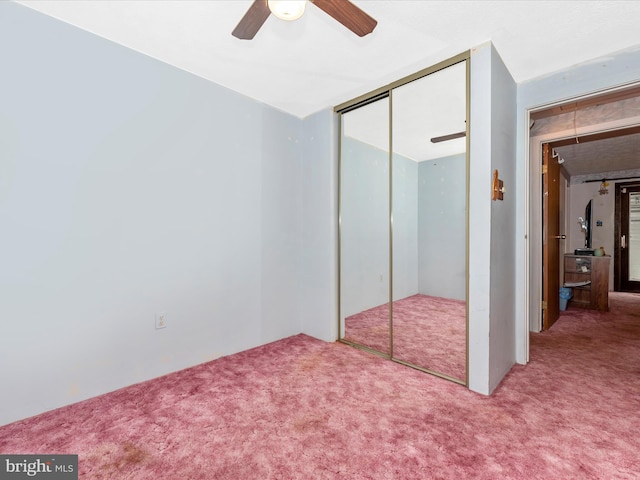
[335,51,470,385]
[526,97,640,334]
[615,181,640,292]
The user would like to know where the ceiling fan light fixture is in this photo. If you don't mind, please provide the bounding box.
[598,179,609,195]
[268,0,306,21]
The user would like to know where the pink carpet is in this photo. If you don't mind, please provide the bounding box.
[344,294,466,380]
[1,293,639,479]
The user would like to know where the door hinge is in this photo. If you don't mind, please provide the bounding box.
[542,165,548,174]
[541,300,547,310]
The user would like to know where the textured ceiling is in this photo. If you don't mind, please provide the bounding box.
[16,0,640,119]
[343,61,466,162]
[555,133,640,183]
[534,92,640,183]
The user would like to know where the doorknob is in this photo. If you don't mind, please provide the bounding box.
[554,235,566,240]
[622,235,626,249]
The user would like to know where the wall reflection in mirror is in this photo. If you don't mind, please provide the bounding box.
[340,96,391,354]
[339,59,468,383]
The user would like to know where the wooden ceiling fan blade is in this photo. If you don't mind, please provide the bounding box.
[232,0,271,40]
[312,0,377,37]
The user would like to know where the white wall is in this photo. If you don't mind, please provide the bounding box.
[488,45,518,392]
[468,42,517,394]
[517,44,640,361]
[393,154,419,302]
[260,109,304,340]
[339,136,391,317]
[0,2,306,426]
[418,154,466,300]
[299,110,339,342]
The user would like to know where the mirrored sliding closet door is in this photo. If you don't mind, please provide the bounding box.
[340,95,391,355]
[338,55,468,384]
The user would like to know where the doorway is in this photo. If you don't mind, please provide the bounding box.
[616,181,640,292]
[529,84,640,333]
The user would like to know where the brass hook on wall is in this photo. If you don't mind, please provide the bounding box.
[492,169,505,201]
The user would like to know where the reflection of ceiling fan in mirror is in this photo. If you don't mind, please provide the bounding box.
[232,0,377,40]
[430,131,466,143]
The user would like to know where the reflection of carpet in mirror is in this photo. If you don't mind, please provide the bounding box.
[344,294,465,380]
[344,301,392,354]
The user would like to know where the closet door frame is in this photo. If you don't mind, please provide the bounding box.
[336,51,470,386]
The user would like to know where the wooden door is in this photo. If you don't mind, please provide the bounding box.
[620,184,640,292]
[542,143,561,329]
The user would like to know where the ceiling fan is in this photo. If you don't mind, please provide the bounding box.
[232,0,377,40]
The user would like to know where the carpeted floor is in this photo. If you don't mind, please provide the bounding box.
[344,294,466,380]
[1,293,639,479]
